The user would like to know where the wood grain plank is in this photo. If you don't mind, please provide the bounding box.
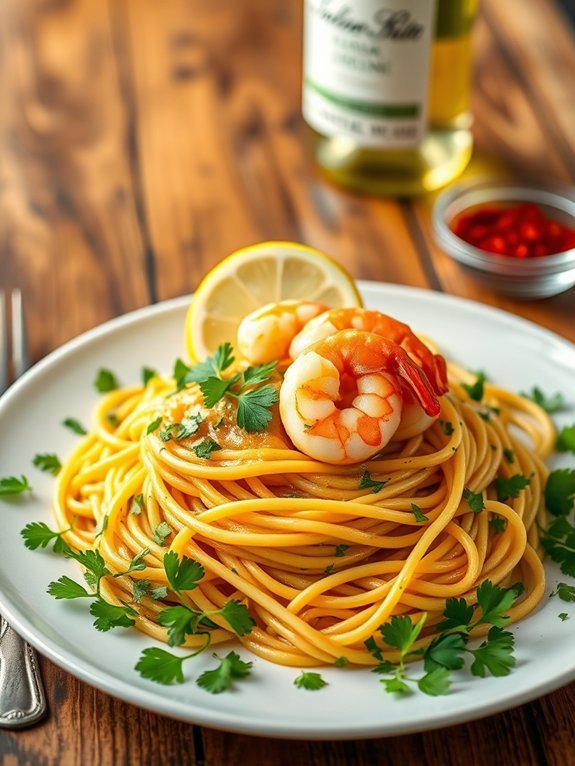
[117,0,431,300]
[0,0,151,361]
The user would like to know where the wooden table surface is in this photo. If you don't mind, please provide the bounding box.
[1,0,575,764]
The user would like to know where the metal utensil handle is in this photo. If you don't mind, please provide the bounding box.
[0,616,47,727]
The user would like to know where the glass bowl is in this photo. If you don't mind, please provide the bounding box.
[432,179,575,298]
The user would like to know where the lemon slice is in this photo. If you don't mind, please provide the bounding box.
[185,241,362,362]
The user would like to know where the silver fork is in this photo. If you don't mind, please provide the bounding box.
[0,289,47,727]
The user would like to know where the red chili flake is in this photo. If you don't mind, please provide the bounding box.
[451,202,575,258]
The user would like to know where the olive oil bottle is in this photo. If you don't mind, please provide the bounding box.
[302,0,477,196]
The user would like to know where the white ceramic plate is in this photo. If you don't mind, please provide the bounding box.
[0,283,574,740]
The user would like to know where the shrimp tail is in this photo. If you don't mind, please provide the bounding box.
[391,350,441,417]
[433,353,449,395]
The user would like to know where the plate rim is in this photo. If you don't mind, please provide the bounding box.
[0,282,574,739]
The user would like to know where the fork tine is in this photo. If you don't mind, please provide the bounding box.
[10,289,29,380]
[0,292,8,395]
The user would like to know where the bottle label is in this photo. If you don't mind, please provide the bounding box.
[302,0,436,149]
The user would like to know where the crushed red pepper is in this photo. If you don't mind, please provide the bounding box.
[451,202,575,258]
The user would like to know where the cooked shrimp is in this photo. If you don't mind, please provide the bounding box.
[289,308,448,395]
[237,300,326,365]
[279,329,440,465]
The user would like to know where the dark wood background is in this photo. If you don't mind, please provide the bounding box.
[1,0,574,764]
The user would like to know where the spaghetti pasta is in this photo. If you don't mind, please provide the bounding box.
[52,343,553,668]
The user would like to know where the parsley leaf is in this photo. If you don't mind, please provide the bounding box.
[380,614,426,658]
[559,612,569,621]
[218,600,256,636]
[411,503,429,523]
[461,372,486,402]
[469,627,515,677]
[125,548,149,573]
[32,453,62,476]
[334,656,349,667]
[293,671,327,691]
[462,488,485,513]
[524,387,565,413]
[135,647,188,685]
[503,448,515,464]
[67,549,109,582]
[90,599,136,631]
[545,469,575,517]
[417,667,451,696]
[437,598,474,633]
[423,633,466,672]
[142,367,157,386]
[200,376,238,408]
[381,677,410,695]
[242,361,278,387]
[476,581,522,628]
[193,439,222,459]
[163,550,204,593]
[47,575,91,599]
[557,424,575,454]
[158,605,202,646]
[359,470,388,494]
[235,385,279,432]
[21,521,63,550]
[63,417,87,435]
[555,582,575,602]
[0,475,32,496]
[196,651,252,694]
[94,368,119,393]
[541,517,575,577]
[151,585,168,600]
[495,474,531,502]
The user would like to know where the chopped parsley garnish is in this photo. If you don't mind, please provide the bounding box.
[461,372,486,402]
[557,424,575,454]
[62,417,87,435]
[524,387,565,413]
[160,413,203,442]
[503,448,515,464]
[359,470,388,494]
[365,580,521,696]
[152,522,173,546]
[462,488,485,514]
[324,563,335,575]
[439,420,454,436]
[411,504,429,523]
[132,579,150,603]
[559,613,569,621]
[294,671,327,691]
[106,413,120,428]
[130,493,144,515]
[146,417,162,435]
[192,439,222,459]
[489,516,507,534]
[334,656,349,667]
[32,453,62,476]
[495,474,531,502]
[335,544,349,557]
[0,475,32,497]
[94,368,119,393]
